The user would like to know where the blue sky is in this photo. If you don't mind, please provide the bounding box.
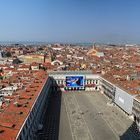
[0,0,140,43]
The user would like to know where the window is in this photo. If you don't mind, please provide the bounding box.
[96,80,98,84]
[18,134,23,140]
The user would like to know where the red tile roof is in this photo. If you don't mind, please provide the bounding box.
[0,70,48,140]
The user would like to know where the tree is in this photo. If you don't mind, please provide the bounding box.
[13,58,22,64]
[5,52,12,57]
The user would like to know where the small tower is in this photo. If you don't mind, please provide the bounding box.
[93,43,96,50]
[0,51,3,59]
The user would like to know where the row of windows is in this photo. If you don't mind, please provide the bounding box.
[102,83,114,91]
[101,80,114,91]
[104,90,114,99]
[133,107,140,117]
[86,80,98,84]
[102,84,115,95]
[17,77,53,140]
[133,100,140,109]
[133,100,140,118]
[55,79,98,85]
[133,106,140,113]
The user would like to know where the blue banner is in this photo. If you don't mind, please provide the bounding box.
[66,76,84,87]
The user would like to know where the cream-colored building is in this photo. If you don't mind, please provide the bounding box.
[22,54,45,64]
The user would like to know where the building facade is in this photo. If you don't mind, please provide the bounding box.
[114,87,134,115]
[48,71,100,91]
[16,77,53,140]
[132,98,140,131]
[99,77,116,100]
[22,55,45,64]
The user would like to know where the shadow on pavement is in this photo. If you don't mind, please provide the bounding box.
[36,77,62,140]
[120,122,140,140]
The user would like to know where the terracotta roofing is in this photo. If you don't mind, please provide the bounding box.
[0,70,48,140]
[102,74,140,96]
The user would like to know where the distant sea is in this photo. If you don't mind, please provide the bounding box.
[0,41,93,46]
[0,41,138,47]
[0,41,47,45]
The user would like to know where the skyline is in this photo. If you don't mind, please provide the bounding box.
[0,0,140,43]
